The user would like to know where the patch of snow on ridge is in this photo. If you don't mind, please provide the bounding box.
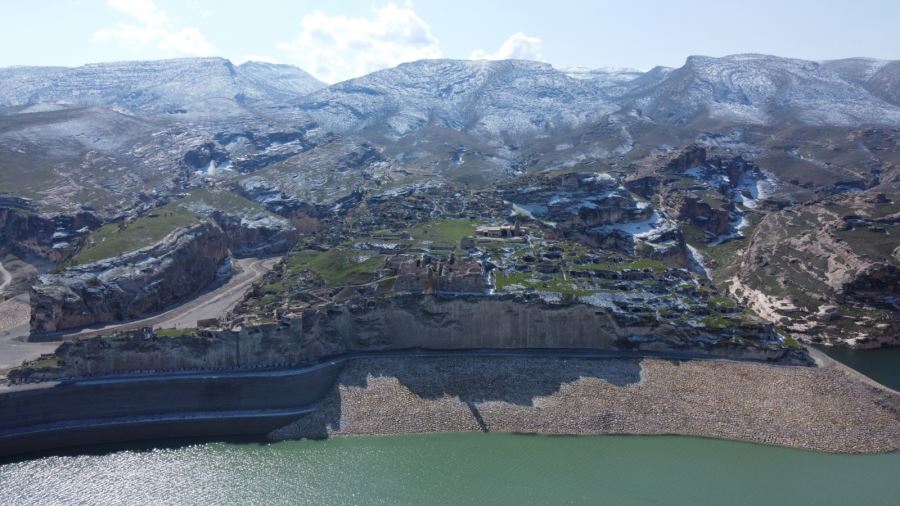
[687,245,712,279]
[734,171,777,209]
[593,211,678,240]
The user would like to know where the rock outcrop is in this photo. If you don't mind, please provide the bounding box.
[183,202,298,257]
[0,196,100,261]
[29,221,229,333]
[730,192,900,348]
[21,293,808,381]
[392,256,485,294]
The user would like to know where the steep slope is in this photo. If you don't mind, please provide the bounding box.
[820,57,890,84]
[623,54,900,126]
[728,191,899,348]
[298,59,616,139]
[865,61,900,107]
[235,61,325,100]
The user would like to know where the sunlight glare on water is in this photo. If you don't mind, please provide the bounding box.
[2,433,899,506]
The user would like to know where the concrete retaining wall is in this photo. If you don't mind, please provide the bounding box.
[0,360,344,458]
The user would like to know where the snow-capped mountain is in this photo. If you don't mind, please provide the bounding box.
[297,59,617,138]
[4,54,900,132]
[622,54,900,126]
[562,66,648,96]
[233,61,326,101]
[0,58,324,116]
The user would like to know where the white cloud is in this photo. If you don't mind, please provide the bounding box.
[94,0,214,57]
[470,32,543,61]
[277,2,442,83]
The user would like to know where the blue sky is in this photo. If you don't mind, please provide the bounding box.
[3,0,899,82]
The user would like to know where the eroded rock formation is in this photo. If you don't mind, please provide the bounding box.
[18,293,808,381]
[29,221,229,333]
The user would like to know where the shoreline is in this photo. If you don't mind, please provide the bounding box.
[1,350,898,457]
[271,355,900,454]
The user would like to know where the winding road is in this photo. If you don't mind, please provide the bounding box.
[0,256,280,373]
[54,256,281,339]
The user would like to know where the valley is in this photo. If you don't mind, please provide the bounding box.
[0,53,898,457]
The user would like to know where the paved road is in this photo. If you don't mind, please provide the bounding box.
[157,256,279,330]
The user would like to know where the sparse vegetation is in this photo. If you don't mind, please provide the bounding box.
[287,249,384,286]
[73,203,200,265]
[409,219,478,248]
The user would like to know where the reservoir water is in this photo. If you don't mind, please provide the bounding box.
[2,348,898,505]
[818,346,900,391]
[2,433,899,505]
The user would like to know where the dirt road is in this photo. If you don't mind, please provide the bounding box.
[157,256,278,329]
[0,259,11,294]
[54,256,280,338]
[0,256,279,372]
[0,295,56,372]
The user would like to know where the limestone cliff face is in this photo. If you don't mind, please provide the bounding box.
[0,198,100,261]
[33,293,807,380]
[204,209,297,257]
[668,194,733,236]
[29,221,229,333]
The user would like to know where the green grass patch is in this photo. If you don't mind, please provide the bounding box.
[701,313,739,329]
[709,294,738,310]
[495,271,536,292]
[287,249,384,286]
[261,282,287,296]
[409,219,478,248]
[73,203,200,265]
[25,355,61,369]
[495,271,591,296]
[782,335,802,350]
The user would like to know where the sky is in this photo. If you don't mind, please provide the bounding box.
[2,0,899,83]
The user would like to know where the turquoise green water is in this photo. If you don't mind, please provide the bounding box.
[2,433,899,505]
[818,346,900,391]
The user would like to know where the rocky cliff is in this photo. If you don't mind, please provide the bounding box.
[729,192,900,348]
[0,196,100,262]
[16,293,808,381]
[29,221,229,333]
[182,200,298,257]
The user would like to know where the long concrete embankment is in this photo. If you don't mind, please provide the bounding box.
[0,360,343,458]
[3,348,898,458]
[0,349,748,458]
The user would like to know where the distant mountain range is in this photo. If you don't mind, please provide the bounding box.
[2,54,899,134]
[2,53,899,217]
